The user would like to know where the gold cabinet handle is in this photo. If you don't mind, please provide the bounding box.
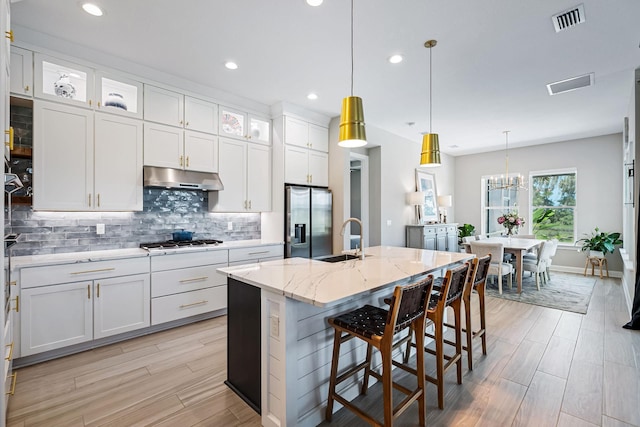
[179,155,184,167]
[89,99,92,106]
[180,300,208,309]
[97,193,100,207]
[185,121,189,127]
[309,174,313,183]
[9,281,16,286]
[248,200,252,209]
[87,285,90,299]
[25,85,30,92]
[13,296,18,313]
[179,120,184,125]
[97,101,101,108]
[186,156,189,167]
[5,127,14,150]
[71,267,116,275]
[6,373,17,396]
[179,276,208,284]
[5,30,14,42]
[97,283,100,298]
[88,193,92,207]
[5,342,14,361]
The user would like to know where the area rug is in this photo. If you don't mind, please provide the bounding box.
[485,271,597,314]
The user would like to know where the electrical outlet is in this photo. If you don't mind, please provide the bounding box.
[227,221,233,230]
[96,223,105,235]
[386,220,392,226]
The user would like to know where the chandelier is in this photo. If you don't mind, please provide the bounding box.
[488,131,527,191]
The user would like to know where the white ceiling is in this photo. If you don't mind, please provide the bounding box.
[9,0,640,155]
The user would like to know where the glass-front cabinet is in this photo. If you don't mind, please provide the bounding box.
[34,53,142,118]
[35,53,93,107]
[95,71,142,119]
[219,105,270,145]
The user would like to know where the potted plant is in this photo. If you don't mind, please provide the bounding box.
[458,223,476,245]
[576,227,623,257]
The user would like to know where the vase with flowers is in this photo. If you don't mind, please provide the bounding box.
[497,212,525,236]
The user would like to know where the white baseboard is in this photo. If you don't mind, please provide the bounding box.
[549,265,622,278]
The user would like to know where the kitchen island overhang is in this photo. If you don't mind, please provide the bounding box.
[218,246,474,427]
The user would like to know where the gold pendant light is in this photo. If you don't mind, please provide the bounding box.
[338,0,367,148]
[420,39,441,166]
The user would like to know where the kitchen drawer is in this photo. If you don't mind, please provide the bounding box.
[228,245,284,263]
[437,226,447,234]
[152,264,226,297]
[20,257,150,289]
[423,227,436,236]
[151,249,228,272]
[151,286,226,325]
[445,225,457,233]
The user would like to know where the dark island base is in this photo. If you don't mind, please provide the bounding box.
[226,277,262,414]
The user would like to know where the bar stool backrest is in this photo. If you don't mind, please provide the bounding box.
[464,254,492,299]
[433,263,470,308]
[386,276,434,334]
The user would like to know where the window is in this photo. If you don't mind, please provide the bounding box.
[482,176,521,235]
[530,169,576,243]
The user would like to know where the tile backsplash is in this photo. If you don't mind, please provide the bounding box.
[6,189,262,256]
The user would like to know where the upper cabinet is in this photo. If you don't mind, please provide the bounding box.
[34,53,143,118]
[219,105,270,145]
[95,71,142,119]
[144,84,218,134]
[10,46,33,97]
[34,54,93,108]
[284,116,328,152]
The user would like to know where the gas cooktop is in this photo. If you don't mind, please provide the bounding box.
[140,239,224,250]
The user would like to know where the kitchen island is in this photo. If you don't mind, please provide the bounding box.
[218,245,473,427]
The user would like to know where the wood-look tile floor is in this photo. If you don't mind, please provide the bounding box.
[7,275,640,427]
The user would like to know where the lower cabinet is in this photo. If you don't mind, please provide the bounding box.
[406,224,459,252]
[150,250,228,325]
[20,274,150,356]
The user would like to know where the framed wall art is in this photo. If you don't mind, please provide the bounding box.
[415,169,439,223]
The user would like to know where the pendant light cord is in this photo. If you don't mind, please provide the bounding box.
[350,0,354,97]
[429,44,432,133]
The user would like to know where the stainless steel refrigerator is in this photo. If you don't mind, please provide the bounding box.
[285,185,332,258]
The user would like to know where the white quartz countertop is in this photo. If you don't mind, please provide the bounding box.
[8,240,283,270]
[218,246,474,307]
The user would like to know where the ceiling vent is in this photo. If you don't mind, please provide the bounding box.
[547,73,594,95]
[552,4,585,32]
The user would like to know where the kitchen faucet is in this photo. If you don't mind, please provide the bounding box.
[340,217,364,260]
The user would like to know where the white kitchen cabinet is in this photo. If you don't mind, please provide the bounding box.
[34,53,93,108]
[95,71,142,119]
[150,250,228,325]
[283,116,329,186]
[93,274,150,339]
[405,224,458,252]
[211,137,271,212]
[19,257,150,356]
[219,105,270,145]
[144,122,217,173]
[228,245,284,265]
[34,101,143,211]
[284,116,328,152]
[10,46,32,97]
[144,84,217,134]
[284,145,328,186]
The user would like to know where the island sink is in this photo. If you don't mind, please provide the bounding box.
[314,254,361,263]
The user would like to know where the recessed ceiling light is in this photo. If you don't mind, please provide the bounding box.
[82,3,103,16]
[306,0,323,6]
[225,61,238,70]
[388,54,403,64]
[307,93,318,100]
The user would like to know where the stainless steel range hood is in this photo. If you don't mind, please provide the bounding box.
[143,166,224,191]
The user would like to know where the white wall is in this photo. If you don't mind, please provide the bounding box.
[328,122,455,250]
[455,133,623,271]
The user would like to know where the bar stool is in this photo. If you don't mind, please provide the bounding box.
[443,255,491,370]
[325,275,434,427]
[404,262,469,410]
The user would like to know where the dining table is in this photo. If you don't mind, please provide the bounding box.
[481,237,545,293]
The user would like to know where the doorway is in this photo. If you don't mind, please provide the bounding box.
[348,153,369,250]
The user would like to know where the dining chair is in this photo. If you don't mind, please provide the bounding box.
[522,241,553,290]
[469,241,513,294]
[325,276,434,426]
[543,239,559,280]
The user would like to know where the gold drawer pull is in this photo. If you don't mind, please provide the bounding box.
[25,85,30,92]
[248,250,269,255]
[6,372,17,396]
[179,300,208,309]
[5,127,14,150]
[13,296,18,313]
[5,30,14,42]
[5,342,14,361]
[179,276,208,284]
[71,267,115,275]
[97,283,100,298]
